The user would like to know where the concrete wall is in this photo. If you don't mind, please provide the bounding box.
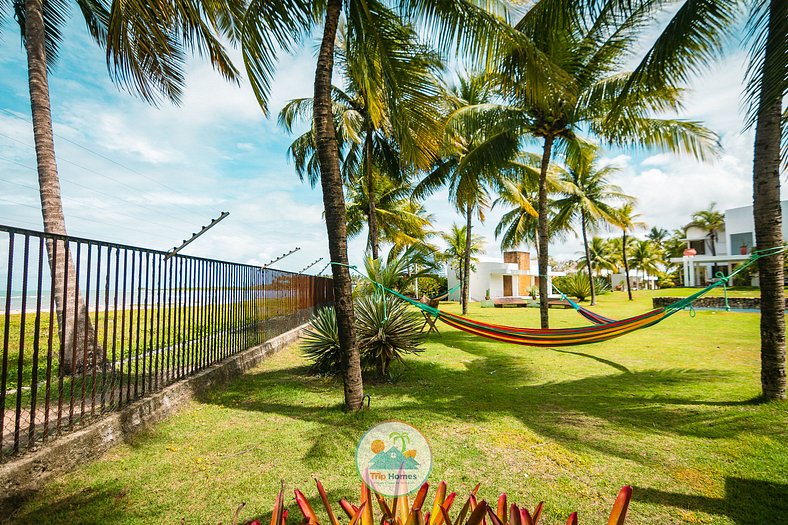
[725,202,788,253]
[0,324,308,512]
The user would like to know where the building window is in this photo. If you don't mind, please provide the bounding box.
[689,239,706,255]
[730,232,754,254]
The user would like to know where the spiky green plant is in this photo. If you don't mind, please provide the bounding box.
[553,273,610,302]
[355,295,425,378]
[301,307,342,375]
[302,297,424,377]
[240,479,633,525]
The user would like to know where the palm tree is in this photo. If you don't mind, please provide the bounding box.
[578,237,621,278]
[689,203,725,256]
[617,0,785,399]
[613,204,646,301]
[647,227,669,245]
[439,224,485,301]
[553,147,633,305]
[629,240,662,290]
[346,174,436,257]
[245,0,524,410]
[9,0,241,373]
[414,73,520,314]
[278,24,443,259]
[451,2,719,327]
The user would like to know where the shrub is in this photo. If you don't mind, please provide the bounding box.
[238,479,633,525]
[552,273,610,301]
[302,296,425,377]
[403,275,448,299]
[355,295,425,377]
[301,307,342,375]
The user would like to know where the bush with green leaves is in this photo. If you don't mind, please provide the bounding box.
[403,275,448,299]
[553,273,611,301]
[302,296,425,377]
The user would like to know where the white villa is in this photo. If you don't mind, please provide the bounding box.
[670,201,788,287]
[447,250,565,301]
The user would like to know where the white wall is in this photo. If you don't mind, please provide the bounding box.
[725,201,788,253]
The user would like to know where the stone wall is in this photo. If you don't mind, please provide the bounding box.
[653,296,788,309]
[0,324,308,513]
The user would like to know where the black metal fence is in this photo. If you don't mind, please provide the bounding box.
[0,224,333,461]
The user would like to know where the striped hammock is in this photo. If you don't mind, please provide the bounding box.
[374,247,782,347]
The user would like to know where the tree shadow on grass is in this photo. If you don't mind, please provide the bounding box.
[195,329,772,467]
[634,477,788,524]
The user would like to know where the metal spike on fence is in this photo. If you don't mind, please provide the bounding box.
[165,212,229,260]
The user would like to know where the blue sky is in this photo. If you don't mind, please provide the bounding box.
[0,11,779,273]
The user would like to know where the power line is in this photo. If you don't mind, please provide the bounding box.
[0,157,194,235]
[0,109,210,222]
[0,135,207,226]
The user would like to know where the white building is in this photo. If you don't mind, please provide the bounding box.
[670,201,788,287]
[447,250,565,301]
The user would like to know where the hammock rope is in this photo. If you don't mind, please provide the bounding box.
[324,247,784,347]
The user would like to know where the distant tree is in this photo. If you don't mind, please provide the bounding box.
[689,203,725,256]
[553,147,633,305]
[439,224,485,299]
[647,227,670,245]
[613,204,646,300]
[629,240,662,289]
[578,237,621,277]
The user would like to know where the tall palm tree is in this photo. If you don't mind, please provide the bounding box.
[243,0,519,410]
[414,72,520,314]
[451,1,719,327]
[552,147,633,305]
[278,24,443,259]
[8,0,241,373]
[617,0,785,399]
[439,224,485,301]
[613,204,646,301]
[689,203,725,256]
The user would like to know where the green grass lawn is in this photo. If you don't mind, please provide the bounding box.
[8,290,788,525]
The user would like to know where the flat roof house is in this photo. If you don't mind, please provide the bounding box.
[447,250,565,301]
[670,201,788,286]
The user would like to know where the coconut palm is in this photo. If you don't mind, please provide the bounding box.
[5,0,242,373]
[346,175,435,257]
[278,24,443,259]
[688,203,725,256]
[613,204,646,301]
[629,239,662,290]
[414,72,521,313]
[578,237,621,277]
[552,147,633,305]
[492,151,568,254]
[243,0,523,410]
[439,224,485,301]
[618,0,785,398]
[647,227,669,245]
[450,2,719,327]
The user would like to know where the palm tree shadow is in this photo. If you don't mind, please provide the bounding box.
[634,477,788,524]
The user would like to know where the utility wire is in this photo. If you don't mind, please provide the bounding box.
[0,135,207,226]
[0,157,193,235]
[0,109,210,222]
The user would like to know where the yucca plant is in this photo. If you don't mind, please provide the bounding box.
[302,297,425,377]
[302,307,343,375]
[356,295,425,378]
[553,274,610,302]
[237,479,632,525]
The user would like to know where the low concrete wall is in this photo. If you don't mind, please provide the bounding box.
[0,324,307,513]
[653,296,788,309]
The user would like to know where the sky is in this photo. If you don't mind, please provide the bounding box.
[0,9,780,274]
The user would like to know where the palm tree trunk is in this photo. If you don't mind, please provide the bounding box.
[364,127,379,259]
[622,231,632,301]
[462,203,472,315]
[753,0,786,401]
[314,0,363,411]
[537,136,554,328]
[25,0,103,375]
[581,210,596,306]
